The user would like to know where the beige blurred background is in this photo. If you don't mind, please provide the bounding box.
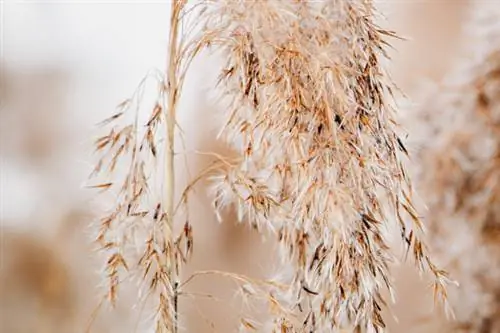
[0,1,476,332]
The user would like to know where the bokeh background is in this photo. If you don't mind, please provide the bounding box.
[0,1,486,332]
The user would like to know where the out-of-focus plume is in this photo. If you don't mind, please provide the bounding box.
[414,1,500,331]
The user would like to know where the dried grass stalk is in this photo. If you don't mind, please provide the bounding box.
[89,1,449,332]
[415,2,500,332]
[89,1,200,331]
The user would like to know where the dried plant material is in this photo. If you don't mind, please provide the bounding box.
[88,2,197,331]
[90,75,180,330]
[202,1,450,331]
[415,2,500,332]
[90,1,449,332]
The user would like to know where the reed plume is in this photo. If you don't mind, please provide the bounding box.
[204,1,450,331]
[414,2,500,332]
[89,1,450,331]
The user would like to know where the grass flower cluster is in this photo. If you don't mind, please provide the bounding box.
[89,1,450,332]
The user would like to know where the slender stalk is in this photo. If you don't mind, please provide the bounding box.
[165,2,180,224]
[165,1,184,332]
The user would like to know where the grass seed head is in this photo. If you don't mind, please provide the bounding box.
[202,0,449,331]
